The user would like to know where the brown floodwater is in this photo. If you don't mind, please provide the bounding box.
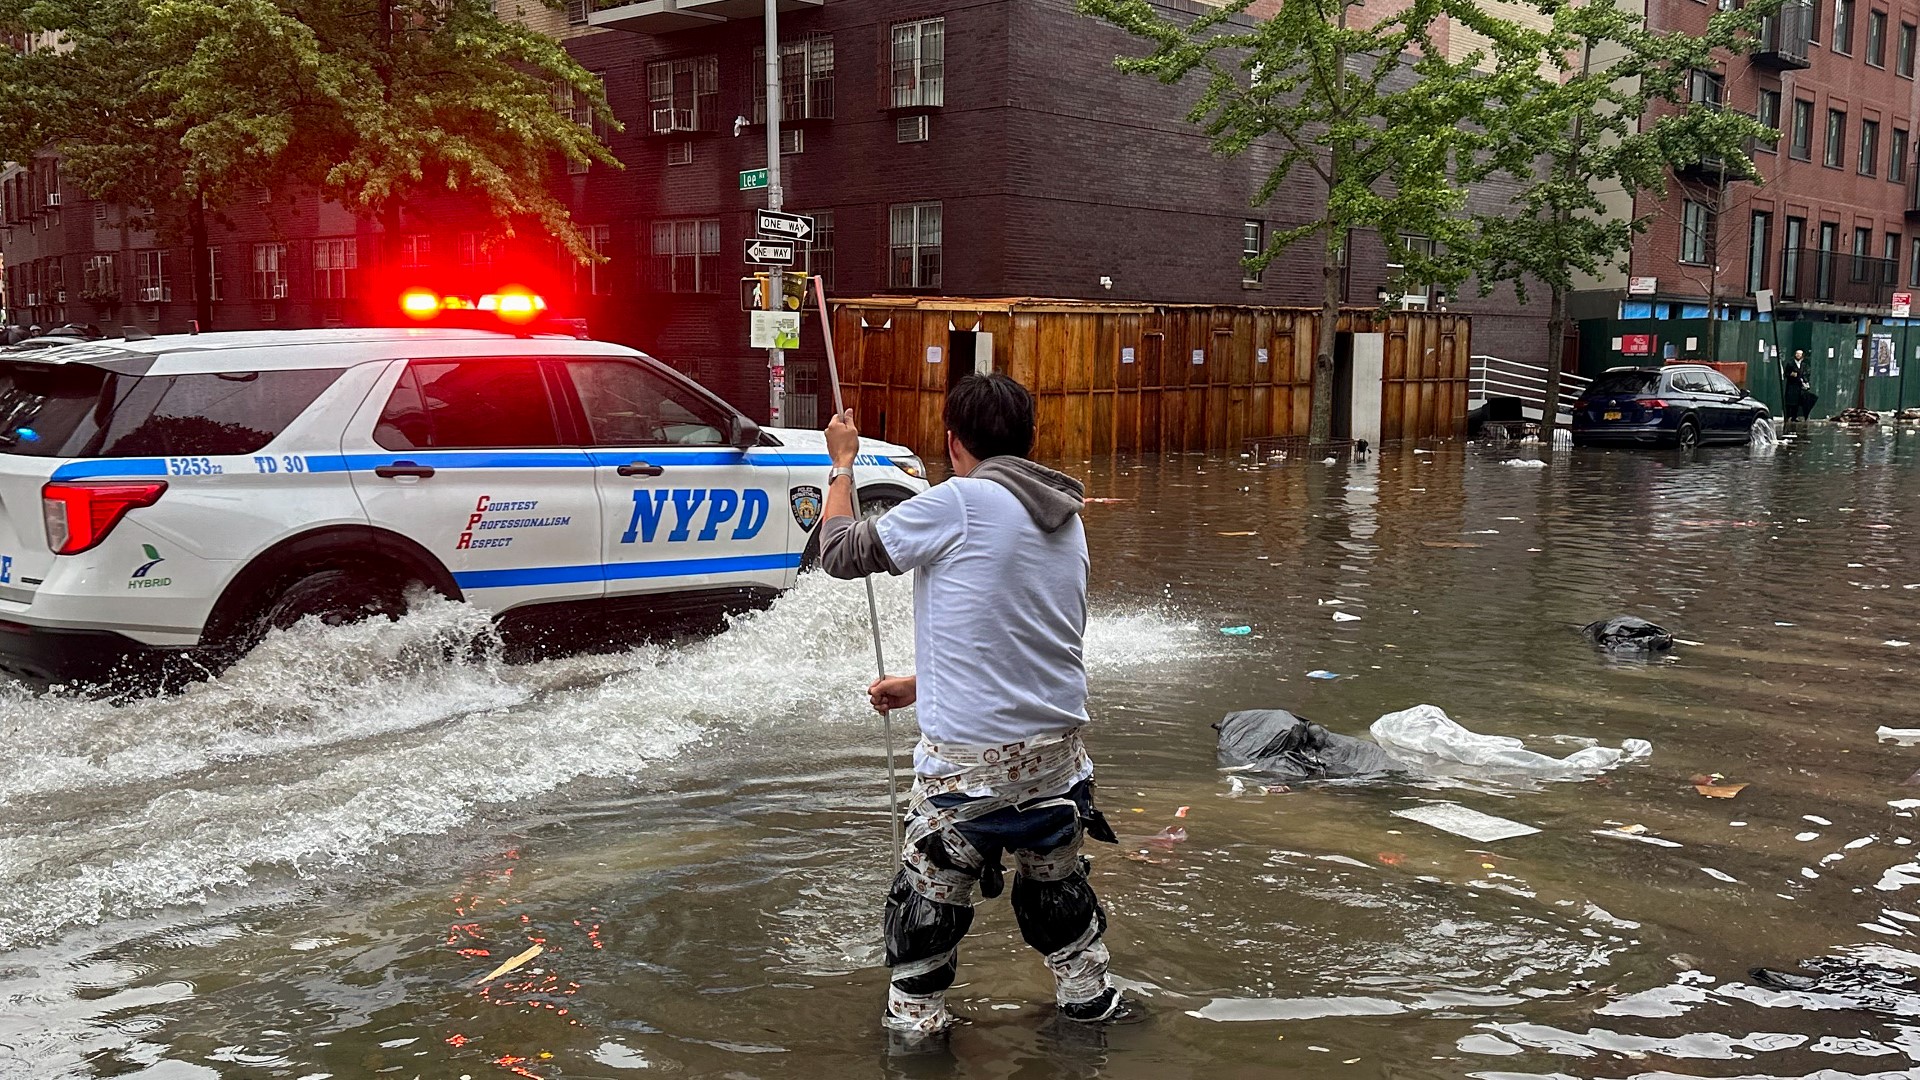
[4,425,1920,1079]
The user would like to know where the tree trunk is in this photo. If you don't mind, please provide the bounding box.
[1542,284,1566,439]
[188,195,213,332]
[1310,228,1340,444]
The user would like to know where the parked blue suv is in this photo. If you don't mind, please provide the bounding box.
[1571,365,1770,449]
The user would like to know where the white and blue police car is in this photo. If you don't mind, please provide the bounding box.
[0,296,926,687]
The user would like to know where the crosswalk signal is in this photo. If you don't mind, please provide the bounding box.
[741,271,818,312]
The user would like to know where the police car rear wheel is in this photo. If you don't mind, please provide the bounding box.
[257,568,412,634]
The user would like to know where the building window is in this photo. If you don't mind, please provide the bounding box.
[204,247,223,302]
[1860,118,1880,174]
[1243,221,1264,283]
[253,242,287,300]
[1782,215,1806,299]
[1868,9,1888,64]
[890,18,946,108]
[566,0,589,25]
[889,202,943,289]
[752,33,835,123]
[1791,99,1814,159]
[555,74,610,175]
[667,140,693,166]
[1681,201,1713,265]
[805,210,835,294]
[1910,236,1920,285]
[1825,108,1847,167]
[82,253,116,300]
[647,56,719,134]
[458,232,492,267]
[651,218,721,294]
[313,238,357,300]
[1756,89,1781,153]
[399,234,431,268]
[1688,68,1724,106]
[1835,0,1856,54]
[1749,212,1773,295]
[1901,21,1916,75]
[577,224,613,297]
[1386,233,1436,300]
[1885,233,1901,283]
[1894,129,1911,183]
[1853,225,1873,282]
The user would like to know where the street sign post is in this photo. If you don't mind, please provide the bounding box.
[739,168,770,191]
[755,209,815,243]
[745,238,796,266]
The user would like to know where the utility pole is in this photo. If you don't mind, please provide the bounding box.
[763,0,785,426]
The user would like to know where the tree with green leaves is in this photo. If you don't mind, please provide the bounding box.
[0,0,617,330]
[1471,0,1778,437]
[1078,0,1544,442]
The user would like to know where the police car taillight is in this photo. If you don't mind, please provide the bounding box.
[42,481,169,555]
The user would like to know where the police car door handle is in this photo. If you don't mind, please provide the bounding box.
[616,461,665,478]
[374,460,436,479]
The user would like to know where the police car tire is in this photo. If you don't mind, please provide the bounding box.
[799,486,913,572]
[253,568,412,638]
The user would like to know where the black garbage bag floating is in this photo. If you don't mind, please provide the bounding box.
[1582,616,1674,653]
[1215,709,1400,781]
[1749,958,1920,1018]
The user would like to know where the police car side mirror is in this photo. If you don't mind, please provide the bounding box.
[730,414,761,450]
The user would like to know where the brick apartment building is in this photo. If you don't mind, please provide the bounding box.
[1,0,1554,424]
[1574,0,1920,397]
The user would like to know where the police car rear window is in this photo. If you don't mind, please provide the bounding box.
[1,363,342,458]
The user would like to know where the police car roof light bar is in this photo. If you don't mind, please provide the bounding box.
[816,273,903,862]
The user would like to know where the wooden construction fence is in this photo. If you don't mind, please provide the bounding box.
[825,298,1470,459]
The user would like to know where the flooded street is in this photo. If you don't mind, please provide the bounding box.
[4,425,1920,1079]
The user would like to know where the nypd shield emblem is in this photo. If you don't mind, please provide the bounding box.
[790,485,824,531]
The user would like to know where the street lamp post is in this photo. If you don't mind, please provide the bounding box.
[763,0,785,426]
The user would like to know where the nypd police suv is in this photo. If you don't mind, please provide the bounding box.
[0,306,926,687]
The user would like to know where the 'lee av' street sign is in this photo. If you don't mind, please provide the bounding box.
[745,238,797,266]
[739,168,770,191]
[756,209,815,243]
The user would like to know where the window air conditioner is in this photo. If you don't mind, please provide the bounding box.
[272,281,288,300]
[652,108,696,133]
[44,192,60,207]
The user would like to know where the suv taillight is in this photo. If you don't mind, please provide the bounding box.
[42,481,168,555]
[1643,399,1669,411]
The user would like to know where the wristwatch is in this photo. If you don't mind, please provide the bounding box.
[828,466,855,484]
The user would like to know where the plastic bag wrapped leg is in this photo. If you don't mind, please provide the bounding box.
[882,836,979,1037]
[1012,847,1113,1013]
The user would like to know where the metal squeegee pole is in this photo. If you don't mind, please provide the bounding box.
[815,276,903,861]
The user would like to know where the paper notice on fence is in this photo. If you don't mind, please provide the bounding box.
[1392,802,1541,843]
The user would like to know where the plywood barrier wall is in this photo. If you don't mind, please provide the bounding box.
[827,300,1469,459]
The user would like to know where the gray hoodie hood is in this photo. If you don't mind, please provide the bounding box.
[969,456,1084,533]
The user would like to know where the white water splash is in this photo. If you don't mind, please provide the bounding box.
[0,573,1202,951]
[1750,415,1779,455]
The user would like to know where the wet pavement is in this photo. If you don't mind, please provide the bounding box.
[3,424,1920,1079]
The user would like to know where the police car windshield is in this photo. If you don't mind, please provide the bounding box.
[1,360,343,458]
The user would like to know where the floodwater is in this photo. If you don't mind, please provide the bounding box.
[4,424,1920,1079]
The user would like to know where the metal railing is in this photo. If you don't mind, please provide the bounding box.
[1779,247,1896,307]
[1470,354,1592,422]
[1756,1,1815,68]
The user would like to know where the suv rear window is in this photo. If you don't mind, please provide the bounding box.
[1588,371,1661,395]
[1,362,342,458]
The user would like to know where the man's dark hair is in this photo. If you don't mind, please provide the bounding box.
[944,373,1035,460]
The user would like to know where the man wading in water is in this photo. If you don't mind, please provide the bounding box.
[817,373,1124,1038]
